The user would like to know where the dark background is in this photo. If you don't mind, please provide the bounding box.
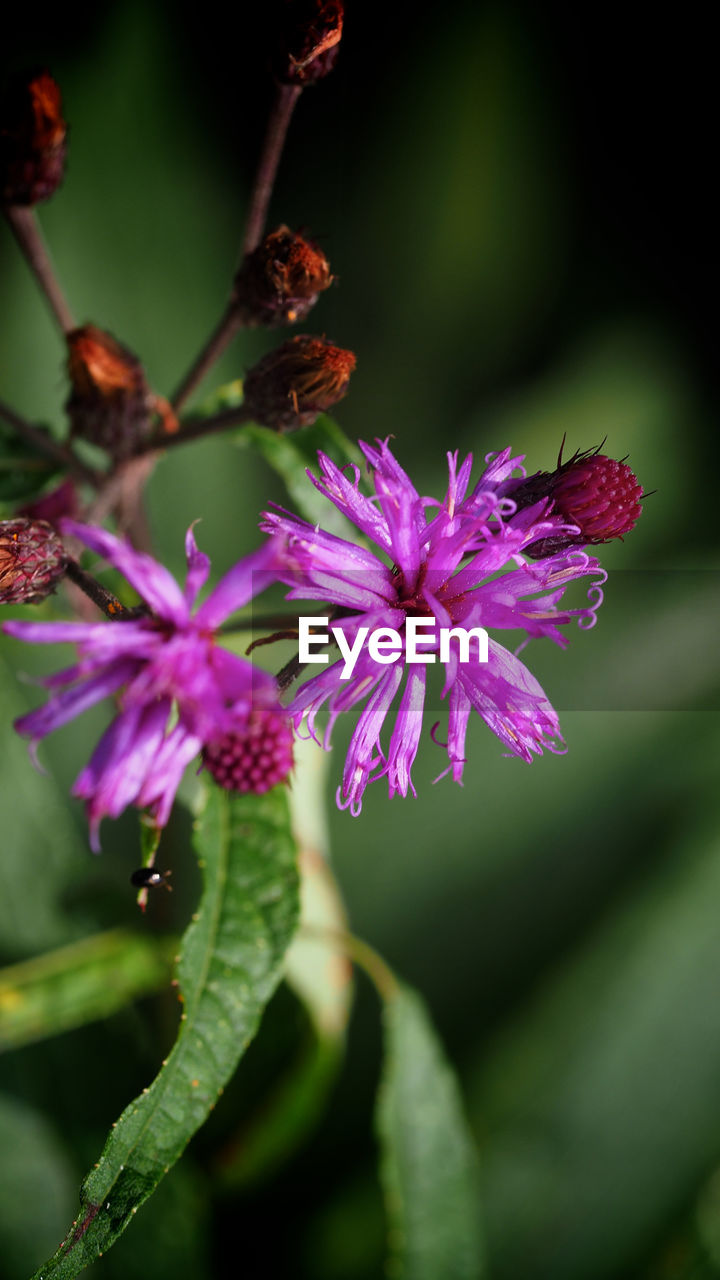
[1,4,718,1278]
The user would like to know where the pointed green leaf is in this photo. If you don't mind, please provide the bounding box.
[376,985,484,1280]
[30,785,299,1279]
[0,929,175,1052]
[219,741,353,1187]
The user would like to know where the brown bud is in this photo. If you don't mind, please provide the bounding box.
[0,518,67,604]
[243,335,355,431]
[234,225,333,327]
[273,0,344,86]
[1,71,67,206]
[66,325,177,458]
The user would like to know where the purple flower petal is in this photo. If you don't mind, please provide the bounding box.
[386,666,426,798]
[308,452,390,549]
[7,527,289,844]
[60,520,189,624]
[3,618,151,648]
[184,524,211,607]
[14,660,136,743]
[137,724,204,826]
[195,539,281,630]
[267,437,605,810]
[338,664,403,814]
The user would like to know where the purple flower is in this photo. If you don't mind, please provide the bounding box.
[262,439,606,814]
[3,522,283,848]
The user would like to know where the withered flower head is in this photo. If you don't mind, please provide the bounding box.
[66,325,176,458]
[234,225,333,327]
[506,446,645,558]
[273,0,344,85]
[0,70,67,206]
[242,335,356,431]
[0,518,67,604]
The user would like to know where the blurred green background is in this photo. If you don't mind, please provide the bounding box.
[1,2,717,1277]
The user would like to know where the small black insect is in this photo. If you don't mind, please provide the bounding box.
[130,867,172,891]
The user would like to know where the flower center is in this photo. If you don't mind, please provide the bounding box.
[202,708,294,794]
[393,563,466,624]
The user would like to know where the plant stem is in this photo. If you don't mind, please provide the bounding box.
[137,404,254,455]
[0,398,101,487]
[299,926,400,1003]
[4,206,75,333]
[170,300,243,414]
[243,83,302,255]
[169,83,302,414]
[64,557,146,620]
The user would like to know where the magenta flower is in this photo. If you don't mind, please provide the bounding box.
[263,439,607,814]
[3,522,284,848]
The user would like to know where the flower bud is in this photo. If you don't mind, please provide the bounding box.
[66,325,177,458]
[243,335,355,431]
[273,0,344,86]
[509,449,644,558]
[202,708,294,794]
[234,225,332,326]
[1,71,67,207]
[0,518,67,604]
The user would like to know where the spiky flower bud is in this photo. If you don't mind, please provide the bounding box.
[202,708,294,794]
[0,71,67,206]
[66,325,177,459]
[243,335,355,431]
[273,0,344,85]
[509,449,644,558]
[0,518,67,604]
[234,225,333,326]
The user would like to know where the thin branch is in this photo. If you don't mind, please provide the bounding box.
[64,557,147,620]
[78,404,253,530]
[170,300,243,414]
[134,404,254,456]
[168,82,302,415]
[0,397,101,487]
[4,206,76,333]
[243,83,303,255]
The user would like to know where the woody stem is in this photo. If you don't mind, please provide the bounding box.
[243,83,302,255]
[64,557,145,620]
[170,300,242,414]
[4,206,75,333]
[169,83,301,415]
[0,398,101,487]
[135,404,254,455]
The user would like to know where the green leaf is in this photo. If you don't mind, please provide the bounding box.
[0,929,175,1052]
[376,985,484,1280]
[235,415,363,537]
[218,740,353,1187]
[30,785,299,1279]
[0,422,60,503]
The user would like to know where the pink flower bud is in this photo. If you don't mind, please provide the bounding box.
[0,518,67,604]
